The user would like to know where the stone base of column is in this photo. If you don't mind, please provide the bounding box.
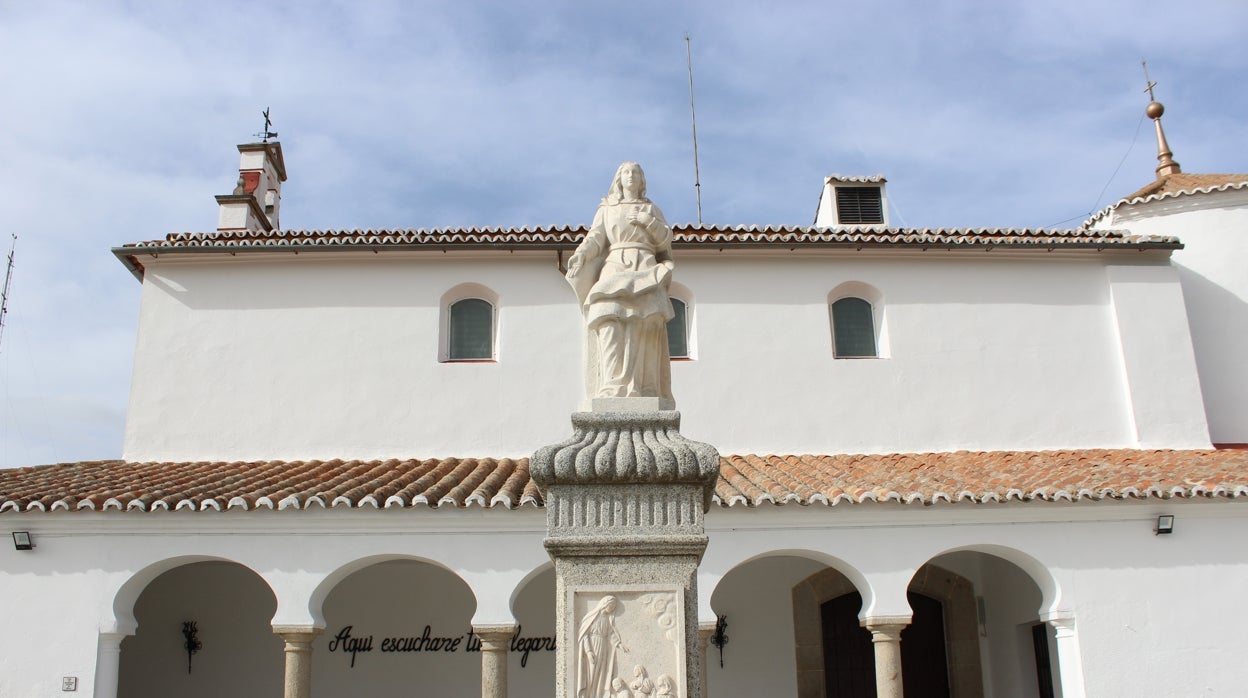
[532,410,719,698]
[697,622,717,698]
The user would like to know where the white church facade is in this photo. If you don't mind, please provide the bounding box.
[1,97,1247,698]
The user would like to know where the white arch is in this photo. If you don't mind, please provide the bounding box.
[106,554,274,635]
[304,553,478,628]
[923,542,1063,614]
[827,280,889,358]
[438,282,501,362]
[701,548,874,624]
[508,560,555,618]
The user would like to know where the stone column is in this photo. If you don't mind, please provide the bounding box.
[863,620,908,698]
[474,624,516,698]
[93,632,128,698]
[697,622,716,698]
[273,626,322,698]
[1045,614,1086,698]
[532,410,720,698]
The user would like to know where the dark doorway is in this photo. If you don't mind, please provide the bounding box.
[821,592,875,697]
[821,591,951,698]
[1032,623,1056,698]
[901,592,951,697]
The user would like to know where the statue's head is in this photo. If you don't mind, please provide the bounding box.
[595,594,619,614]
[606,161,647,203]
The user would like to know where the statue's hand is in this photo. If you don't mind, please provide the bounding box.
[630,208,655,228]
[567,255,583,276]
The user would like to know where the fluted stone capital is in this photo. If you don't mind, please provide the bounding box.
[531,411,720,500]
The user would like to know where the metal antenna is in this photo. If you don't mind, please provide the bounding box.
[0,235,16,353]
[253,107,279,143]
[685,33,703,225]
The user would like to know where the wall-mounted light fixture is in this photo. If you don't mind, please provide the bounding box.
[12,531,33,551]
[1155,515,1175,535]
[182,621,202,674]
[711,615,729,668]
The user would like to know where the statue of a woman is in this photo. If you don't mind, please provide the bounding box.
[566,162,675,403]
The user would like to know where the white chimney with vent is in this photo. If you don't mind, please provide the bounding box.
[815,174,888,227]
[215,142,286,232]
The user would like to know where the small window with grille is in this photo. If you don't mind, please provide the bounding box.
[831,297,877,358]
[835,187,884,225]
[447,298,494,360]
[667,298,689,359]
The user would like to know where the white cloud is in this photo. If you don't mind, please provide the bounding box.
[0,0,1244,465]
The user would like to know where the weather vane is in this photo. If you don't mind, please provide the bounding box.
[254,108,278,143]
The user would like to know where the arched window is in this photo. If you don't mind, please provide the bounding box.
[667,298,690,359]
[447,298,494,360]
[831,297,877,358]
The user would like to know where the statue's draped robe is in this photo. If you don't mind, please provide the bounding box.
[567,199,675,401]
[577,603,624,698]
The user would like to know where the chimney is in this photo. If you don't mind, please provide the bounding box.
[814,175,888,228]
[215,141,287,232]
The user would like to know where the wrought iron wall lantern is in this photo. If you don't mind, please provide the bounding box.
[711,614,729,667]
[1155,514,1175,535]
[11,531,33,550]
[182,621,202,674]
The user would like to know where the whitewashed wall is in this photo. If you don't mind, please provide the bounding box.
[122,247,1208,462]
[0,499,1244,697]
[1092,188,1248,444]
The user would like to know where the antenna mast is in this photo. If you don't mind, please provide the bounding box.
[684,33,703,225]
[0,235,16,353]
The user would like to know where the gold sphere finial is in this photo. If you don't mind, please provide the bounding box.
[1146,101,1165,120]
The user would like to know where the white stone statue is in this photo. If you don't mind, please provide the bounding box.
[567,162,676,404]
[655,673,676,697]
[577,595,630,698]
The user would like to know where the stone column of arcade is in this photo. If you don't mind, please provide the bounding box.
[474,623,517,698]
[1045,613,1088,698]
[863,621,908,698]
[93,632,128,698]
[532,162,721,698]
[273,626,322,698]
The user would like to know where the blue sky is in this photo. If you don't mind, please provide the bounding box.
[1,0,1245,467]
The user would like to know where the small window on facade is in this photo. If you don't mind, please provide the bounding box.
[448,298,494,360]
[835,187,884,224]
[831,297,877,357]
[667,298,689,359]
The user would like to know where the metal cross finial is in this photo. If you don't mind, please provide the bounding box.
[254,107,278,143]
[1141,60,1157,101]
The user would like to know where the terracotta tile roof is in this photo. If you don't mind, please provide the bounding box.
[1083,173,1248,228]
[116,224,1177,256]
[0,458,541,512]
[1,449,1245,513]
[716,450,1248,506]
[826,174,887,183]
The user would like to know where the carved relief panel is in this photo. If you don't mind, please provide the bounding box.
[568,587,685,698]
